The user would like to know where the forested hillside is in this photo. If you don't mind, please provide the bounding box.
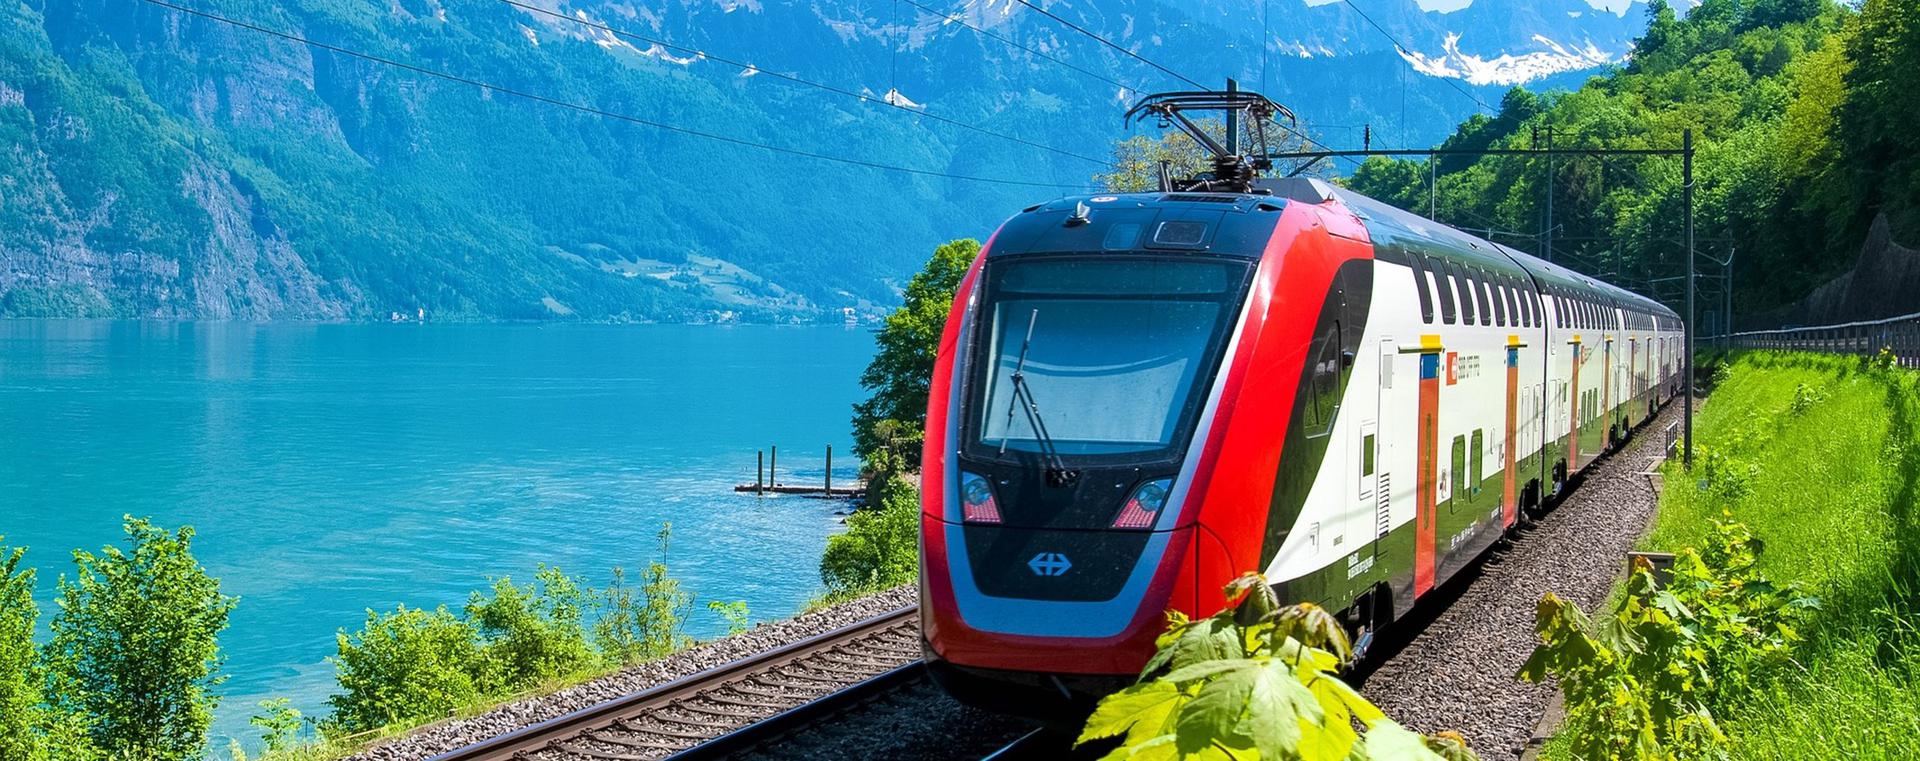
[0,0,1648,321]
[1345,0,1919,327]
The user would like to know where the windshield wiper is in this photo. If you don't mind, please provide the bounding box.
[997,309,1080,488]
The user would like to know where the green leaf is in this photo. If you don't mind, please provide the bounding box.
[1079,680,1188,745]
[1096,733,1180,761]
[1174,662,1259,754]
[1358,720,1445,761]
[1243,658,1309,759]
[1162,658,1258,685]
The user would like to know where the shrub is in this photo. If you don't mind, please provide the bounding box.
[44,518,234,761]
[249,698,306,754]
[326,605,490,733]
[1081,573,1479,761]
[1519,516,1813,760]
[819,470,919,598]
[467,566,596,689]
[594,525,694,665]
[707,600,752,636]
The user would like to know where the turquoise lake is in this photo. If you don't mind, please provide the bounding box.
[0,320,873,750]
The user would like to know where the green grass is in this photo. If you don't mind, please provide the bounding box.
[1635,351,1920,759]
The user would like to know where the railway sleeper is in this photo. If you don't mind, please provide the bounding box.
[553,739,654,761]
[727,682,802,701]
[578,729,681,753]
[700,692,792,711]
[670,701,768,722]
[608,718,717,741]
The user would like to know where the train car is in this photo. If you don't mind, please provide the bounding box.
[917,175,1683,715]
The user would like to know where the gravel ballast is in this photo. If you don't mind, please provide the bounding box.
[354,406,1678,761]
[345,587,916,761]
[1356,403,1680,759]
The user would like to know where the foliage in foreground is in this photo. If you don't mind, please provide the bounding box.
[0,518,234,761]
[1520,517,1814,760]
[1081,573,1478,761]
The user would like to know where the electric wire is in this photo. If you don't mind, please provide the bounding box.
[135,0,1094,189]
[500,0,1108,165]
[896,0,1139,97]
[1010,0,1207,89]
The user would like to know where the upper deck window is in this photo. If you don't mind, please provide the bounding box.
[1409,256,1435,324]
[966,255,1250,464]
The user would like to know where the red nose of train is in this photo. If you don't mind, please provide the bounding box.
[913,195,1283,716]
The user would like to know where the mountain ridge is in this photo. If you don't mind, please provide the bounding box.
[0,0,1654,321]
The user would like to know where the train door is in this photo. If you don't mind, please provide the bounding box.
[1357,337,1392,559]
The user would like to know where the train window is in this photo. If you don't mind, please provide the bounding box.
[1409,256,1435,324]
[1303,323,1342,437]
[1476,277,1494,326]
[1489,278,1505,326]
[1470,429,1485,497]
[1527,285,1540,327]
[1450,435,1467,508]
[1452,263,1477,325]
[1362,434,1376,477]
[1432,258,1457,324]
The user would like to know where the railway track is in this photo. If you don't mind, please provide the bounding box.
[428,606,921,761]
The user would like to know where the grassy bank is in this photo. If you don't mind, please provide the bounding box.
[1636,351,1920,758]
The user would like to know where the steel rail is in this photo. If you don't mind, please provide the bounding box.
[428,606,917,761]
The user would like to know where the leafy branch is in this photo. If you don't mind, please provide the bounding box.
[1080,573,1479,761]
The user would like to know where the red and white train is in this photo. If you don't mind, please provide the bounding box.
[917,175,1684,714]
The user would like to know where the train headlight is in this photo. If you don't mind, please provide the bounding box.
[1112,478,1174,530]
[960,471,1002,524]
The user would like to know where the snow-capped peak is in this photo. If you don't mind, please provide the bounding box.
[1399,32,1618,86]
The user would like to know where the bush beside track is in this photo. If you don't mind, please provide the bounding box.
[1542,351,1920,759]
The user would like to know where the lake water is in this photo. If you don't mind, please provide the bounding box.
[0,320,874,750]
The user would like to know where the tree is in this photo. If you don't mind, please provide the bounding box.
[44,518,234,761]
[0,541,46,761]
[1095,129,1215,192]
[1095,117,1326,192]
[850,238,979,469]
[1839,0,1920,232]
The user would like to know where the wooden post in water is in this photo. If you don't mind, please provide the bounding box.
[756,450,764,495]
[826,445,833,493]
[770,445,778,488]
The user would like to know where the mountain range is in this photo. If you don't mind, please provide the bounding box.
[0,0,1654,321]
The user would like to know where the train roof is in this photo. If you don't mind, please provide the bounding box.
[988,180,1678,322]
[1268,178,1679,321]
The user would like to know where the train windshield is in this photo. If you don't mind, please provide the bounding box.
[967,255,1250,463]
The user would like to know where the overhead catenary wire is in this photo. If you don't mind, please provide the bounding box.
[896,0,1140,97]
[1010,0,1207,89]
[136,0,1093,190]
[500,0,1108,165]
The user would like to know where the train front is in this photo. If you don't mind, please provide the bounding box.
[918,194,1275,717]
